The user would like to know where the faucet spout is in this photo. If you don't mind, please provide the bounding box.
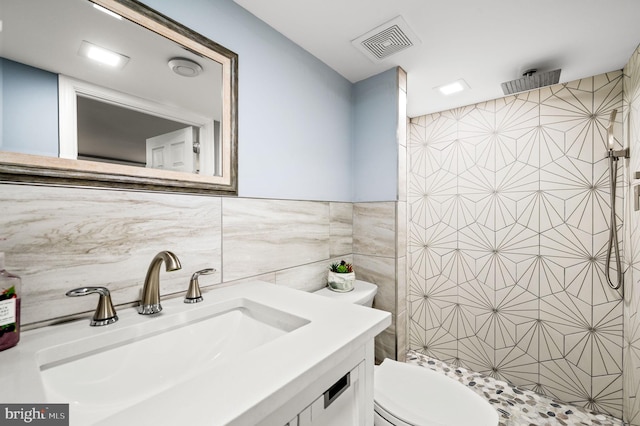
[138,251,182,315]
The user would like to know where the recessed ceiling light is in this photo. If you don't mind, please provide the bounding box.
[93,4,123,20]
[78,41,129,69]
[436,79,469,95]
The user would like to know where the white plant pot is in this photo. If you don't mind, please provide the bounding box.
[327,271,355,292]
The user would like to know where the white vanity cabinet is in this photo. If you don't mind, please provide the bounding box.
[297,362,365,425]
[277,339,375,426]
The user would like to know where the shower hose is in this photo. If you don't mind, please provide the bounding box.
[606,153,623,290]
[605,108,627,290]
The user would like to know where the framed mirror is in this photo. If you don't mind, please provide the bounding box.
[0,0,238,194]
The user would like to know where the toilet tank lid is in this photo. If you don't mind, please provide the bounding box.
[313,280,377,305]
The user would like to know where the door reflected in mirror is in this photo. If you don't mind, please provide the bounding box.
[145,127,199,174]
[76,97,189,168]
[0,0,237,194]
[76,98,217,175]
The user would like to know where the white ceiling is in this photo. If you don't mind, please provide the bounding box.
[1,0,222,120]
[233,0,640,117]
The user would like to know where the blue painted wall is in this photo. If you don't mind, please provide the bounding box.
[352,68,398,202]
[1,58,58,157]
[143,0,355,201]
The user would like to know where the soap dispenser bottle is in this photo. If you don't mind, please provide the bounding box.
[0,252,21,351]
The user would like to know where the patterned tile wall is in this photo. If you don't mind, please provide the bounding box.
[623,44,640,426]
[408,71,625,418]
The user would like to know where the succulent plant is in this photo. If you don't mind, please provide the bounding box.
[329,260,353,273]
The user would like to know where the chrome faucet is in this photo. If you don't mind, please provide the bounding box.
[138,251,182,315]
[66,286,118,326]
[185,268,216,303]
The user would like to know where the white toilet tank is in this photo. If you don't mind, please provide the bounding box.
[313,280,377,307]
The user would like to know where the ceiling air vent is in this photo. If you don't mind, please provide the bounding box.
[352,16,420,62]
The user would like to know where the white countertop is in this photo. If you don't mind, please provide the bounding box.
[0,281,390,425]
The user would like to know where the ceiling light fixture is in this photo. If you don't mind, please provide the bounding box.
[436,79,469,95]
[93,4,123,20]
[168,58,203,77]
[78,41,129,69]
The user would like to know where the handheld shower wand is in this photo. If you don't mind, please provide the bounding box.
[605,109,628,290]
[607,109,617,150]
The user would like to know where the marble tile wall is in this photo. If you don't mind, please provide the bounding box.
[0,183,354,327]
[623,43,640,426]
[221,198,330,283]
[0,185,222,325]
[408,71,625,419]
[353,202,397,362]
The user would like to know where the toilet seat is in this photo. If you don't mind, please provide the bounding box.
[374,400,414,426]
[373,359,498,426]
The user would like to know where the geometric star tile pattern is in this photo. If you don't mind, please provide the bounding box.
[408,68,627,420]
[623,44,640,426]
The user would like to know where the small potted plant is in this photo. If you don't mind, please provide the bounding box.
[327,260,355,292]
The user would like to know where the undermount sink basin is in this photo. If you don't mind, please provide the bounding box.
[36,297,309,425]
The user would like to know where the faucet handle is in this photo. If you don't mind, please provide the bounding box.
[66,287,118,326]
[185,268,216,304]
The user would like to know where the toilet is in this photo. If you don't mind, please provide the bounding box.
[314,280,499,426]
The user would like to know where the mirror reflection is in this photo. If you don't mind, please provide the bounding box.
[0,0,237,193]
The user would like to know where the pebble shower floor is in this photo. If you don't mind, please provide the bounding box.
[405,351,625,426]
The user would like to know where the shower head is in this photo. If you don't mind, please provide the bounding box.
[607,109,617,150]
[500,69,561,95]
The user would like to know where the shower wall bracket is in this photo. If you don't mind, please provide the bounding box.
[609,148,630,159]
[634,170,640,212]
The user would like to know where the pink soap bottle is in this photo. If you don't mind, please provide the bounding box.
[0,252,21,351]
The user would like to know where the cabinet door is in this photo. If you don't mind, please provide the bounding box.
[284,415,299,426]
[299,362,365,426]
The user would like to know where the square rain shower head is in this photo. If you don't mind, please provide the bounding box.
[501,69,561,95]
